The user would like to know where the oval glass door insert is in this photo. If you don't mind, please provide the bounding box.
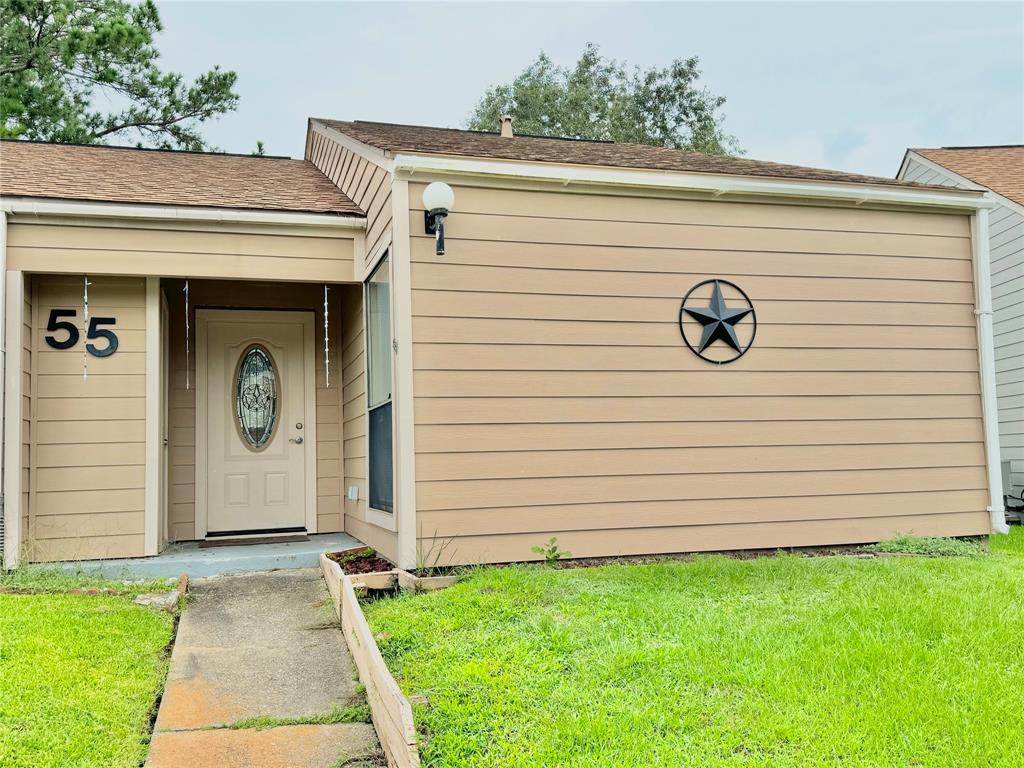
[236,345,278,449]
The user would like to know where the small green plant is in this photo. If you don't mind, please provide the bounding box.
[337,547,376,564]
[866,535,985,558]
[415,525,457,576]
[221,703,371,731]
[531,537,571,565]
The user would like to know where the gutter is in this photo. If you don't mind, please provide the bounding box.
[392,153,995,211]
[972,205,1009,534]
[0,197,367,229]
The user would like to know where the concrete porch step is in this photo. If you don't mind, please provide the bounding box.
[39,532,363,579]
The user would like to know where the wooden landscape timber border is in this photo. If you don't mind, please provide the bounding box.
[320,553,457,768]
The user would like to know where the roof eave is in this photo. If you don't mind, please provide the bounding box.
[899,150,1024,217]
[0,196,368,228]
[309,119,395,170]
[393,152,995,211]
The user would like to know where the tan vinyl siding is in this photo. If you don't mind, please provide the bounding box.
[28,275,147,562]
[408,183,989,564]
[308,125,393,273]
[6,219,356,282]
[164,280,345,541]
[338,284,398,562]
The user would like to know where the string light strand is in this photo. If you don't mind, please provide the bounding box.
[184,280,190,390]
[82,275,91,381]
[324,284,330,388]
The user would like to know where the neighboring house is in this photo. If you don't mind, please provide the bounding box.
[898,147,1024,506]
[0,120,1006,569]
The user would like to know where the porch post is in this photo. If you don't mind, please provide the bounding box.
[144,277,161,555]
[3,270,24,567]
[390,179,418,569]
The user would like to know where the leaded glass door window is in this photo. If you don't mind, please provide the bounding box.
[235,344,279,450]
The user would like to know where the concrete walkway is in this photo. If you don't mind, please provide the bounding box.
[146,569,381,768]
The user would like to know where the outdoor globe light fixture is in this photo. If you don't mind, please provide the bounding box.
[423,181,455,255]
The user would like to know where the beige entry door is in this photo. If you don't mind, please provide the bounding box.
[197,310,316,537]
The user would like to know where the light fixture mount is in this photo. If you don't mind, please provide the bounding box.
[422,181,454,255]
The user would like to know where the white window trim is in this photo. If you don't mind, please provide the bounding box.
[364,251,397,528]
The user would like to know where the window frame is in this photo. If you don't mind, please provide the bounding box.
[364,252,396,517]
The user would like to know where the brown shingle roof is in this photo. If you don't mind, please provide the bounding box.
[0,140,363,216]
[318,119,943,190]
[912,146,1024,207]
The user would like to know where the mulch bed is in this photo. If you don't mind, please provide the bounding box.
[327,547,396,575]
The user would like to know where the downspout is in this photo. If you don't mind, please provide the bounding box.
[972,204,1009,534]
[0,210,7,561]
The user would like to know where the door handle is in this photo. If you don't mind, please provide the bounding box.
[289,436,304,444]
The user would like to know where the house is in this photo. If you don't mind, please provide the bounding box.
[898,146,1023,509]
[0,119,1006,569]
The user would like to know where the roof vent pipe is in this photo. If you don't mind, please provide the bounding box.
[500,115,513,138]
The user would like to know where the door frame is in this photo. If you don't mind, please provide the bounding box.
[194,308,318,539]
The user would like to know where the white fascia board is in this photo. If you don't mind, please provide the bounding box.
[900,151,1024,219]
[309,120,395,172]
[393,153,994,211]
[0,197,366,229]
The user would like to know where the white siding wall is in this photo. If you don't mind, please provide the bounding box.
[902,156,1024,497]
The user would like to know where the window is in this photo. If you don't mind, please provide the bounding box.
[235,344,278,449]
[367,258,392,408]
[366,256,394,513]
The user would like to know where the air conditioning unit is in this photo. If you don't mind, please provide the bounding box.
[1004,461,1023,523]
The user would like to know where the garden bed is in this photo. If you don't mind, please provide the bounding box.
[326,546,396,575]
[363,530,1024,768]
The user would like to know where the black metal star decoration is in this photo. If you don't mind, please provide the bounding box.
[679,279,757,363]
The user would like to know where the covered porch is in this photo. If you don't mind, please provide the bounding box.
[4,270,397,564]
[3,195,402,569]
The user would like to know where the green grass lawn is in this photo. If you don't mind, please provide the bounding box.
[366,530,1024,767]
[0,571,176,768]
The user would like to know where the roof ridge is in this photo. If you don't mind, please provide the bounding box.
[0,138,295,161]
[330,118,618,145]
[914,144,1024,151]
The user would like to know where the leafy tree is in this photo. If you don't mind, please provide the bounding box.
[467,43,739,155]
[0,0,238,150]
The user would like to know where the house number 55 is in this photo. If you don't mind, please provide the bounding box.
[44,309,119,358]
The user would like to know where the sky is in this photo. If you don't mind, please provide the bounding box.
[152,1,1023,178]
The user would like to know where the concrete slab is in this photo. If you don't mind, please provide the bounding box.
[146,569,380,767]
[40,532,362,579]
[157,569,362,730]
[146,724,380,768]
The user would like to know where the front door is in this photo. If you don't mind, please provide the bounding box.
[198,310,314,536]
